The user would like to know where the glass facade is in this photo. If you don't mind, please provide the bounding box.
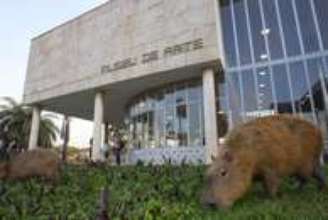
[127,0,328,150]
[127,80,205,149]
[219,0,328,133]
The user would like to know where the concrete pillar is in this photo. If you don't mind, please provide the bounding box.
[202,68,218,164]
[92,92,105,162]
[28,106,41,150]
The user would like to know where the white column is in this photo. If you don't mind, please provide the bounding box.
[28,106,41,150]
[92,92,105,162]
[202,68,218,164]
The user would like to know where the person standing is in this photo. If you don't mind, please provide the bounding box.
[89,138,93,161]
[113,134,125,165]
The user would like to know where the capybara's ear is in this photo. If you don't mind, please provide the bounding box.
[223,151,233,163]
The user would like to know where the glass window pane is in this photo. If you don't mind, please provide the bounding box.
[307,58,325,113]
[314,0,328,50]
[262,0,284,60]
[141,113,148,148]
[176,105,188,146]
[248,0,267,63]
[155,108,165,147]
[234,0,252,65]
[227,72,243,125]
[136,115,143,149]
[200,101,205,145]
[132,117,137,143]
[277,0,301,57]
[189,104,202,146]
[272,64,293,113]
[148,112,155,148]
[217,75,229,138]
[165,87,175,106]
[325,56,328,80]
[156,90,165,109]
[220,0,238,67]
[256,67,274,111]
[289,61,314,115]
[175,84,187,105]
[295,0,320,53]
[188,81,202,102]
[241,69,257,116]
[165,106,177,147]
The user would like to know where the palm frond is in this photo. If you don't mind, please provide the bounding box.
[0,97,59,150]
[0,97,19,108]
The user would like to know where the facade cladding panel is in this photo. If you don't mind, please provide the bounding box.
[23,0,220,107]
[220,0,328,142]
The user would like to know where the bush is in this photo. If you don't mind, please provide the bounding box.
[0,164,327,219]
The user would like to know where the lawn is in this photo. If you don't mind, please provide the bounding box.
[0,164,327,219]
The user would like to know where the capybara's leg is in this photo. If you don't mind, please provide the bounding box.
[263,171,281,197]
[295,175,308,191]
[313,165,327,190]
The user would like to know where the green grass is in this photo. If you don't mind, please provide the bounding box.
[0,164,327,219]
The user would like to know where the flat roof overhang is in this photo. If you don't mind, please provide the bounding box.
[33,60,221,125]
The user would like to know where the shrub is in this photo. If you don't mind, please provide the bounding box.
[0,164,327,219]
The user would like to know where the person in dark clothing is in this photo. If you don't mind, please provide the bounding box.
[89,138,93,161]
[113,135,125,165]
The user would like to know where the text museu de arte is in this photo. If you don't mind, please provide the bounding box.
[101,38,204,74]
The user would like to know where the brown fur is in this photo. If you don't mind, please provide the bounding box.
[0,149,60,182]
[202,114,326,209]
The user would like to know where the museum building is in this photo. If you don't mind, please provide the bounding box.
[24,0,328,164]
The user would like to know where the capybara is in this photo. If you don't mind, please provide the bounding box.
[0,149,60,181]
[202,114,327,209]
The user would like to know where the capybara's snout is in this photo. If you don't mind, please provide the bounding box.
[200,191,217,209]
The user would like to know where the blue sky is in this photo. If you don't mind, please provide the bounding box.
[0,0,107,147]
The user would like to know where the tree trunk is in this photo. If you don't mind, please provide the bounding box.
[61,115,70,163]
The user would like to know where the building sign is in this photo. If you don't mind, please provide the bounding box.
[101,38,204,74]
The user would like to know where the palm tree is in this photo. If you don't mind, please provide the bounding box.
[0,97,59,152]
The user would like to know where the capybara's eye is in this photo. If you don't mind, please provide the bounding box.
[220,169,228,177]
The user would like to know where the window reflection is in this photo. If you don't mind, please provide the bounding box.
[241,69,257,118]
[307,59,326,114]
[189,103,202,146]
[234,0,252,65]
[277,0,302,57]
[219,0,328,133]
[165,106,176,147]
[295,0,320,53]
[227,72,243,124]
[220,0,238,67]
[248,0,266,63]
[256,67,274,111]
[217,73,229,137]
[272,64,294,113]
[289,61,314,118]
[314,0,328,50]
[326,56,328,81]
[128,80,204,149]
[176,105,188,146]
[262,0,283,60]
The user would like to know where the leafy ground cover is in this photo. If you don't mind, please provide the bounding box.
[0,164,327,219]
